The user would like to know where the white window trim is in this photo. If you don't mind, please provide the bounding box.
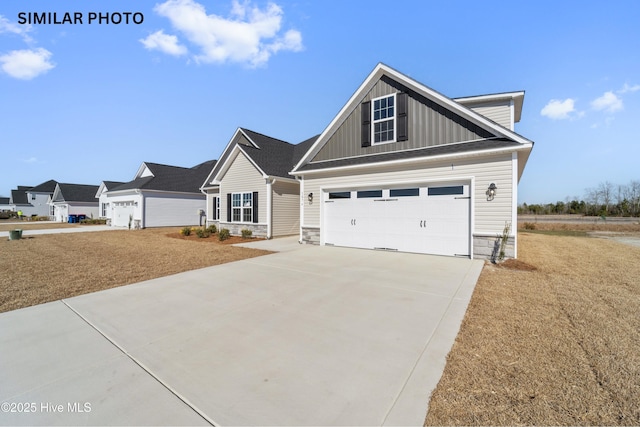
[231,192,253,223]
[371,93,397,145]
[215,197,220,221]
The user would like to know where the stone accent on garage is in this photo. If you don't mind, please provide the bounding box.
[301,227,320,245]
[219,222,268,238]
[473,233,515,260]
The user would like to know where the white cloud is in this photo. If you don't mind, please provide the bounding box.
[0,48,55,80]
[540,98,577,120]
[150,0,303,67]
[139,30,188,56]
[0,14,33,43]
[618,83,640,94]
[591,91,623,113]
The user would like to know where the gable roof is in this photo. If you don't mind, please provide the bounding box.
[52,183,100,203]
[291,63,533,179]
[203,128,319,187]
[29,179,58,194]
[111,160,217,194]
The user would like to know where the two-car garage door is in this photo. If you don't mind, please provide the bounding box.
[323,183,470,257]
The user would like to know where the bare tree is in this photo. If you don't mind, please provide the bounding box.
[598,181,615,214]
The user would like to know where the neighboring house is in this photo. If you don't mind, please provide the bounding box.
[104,160,216,228]
[0,197,12,212]
[9,186,32,215]
[95,181,125,220]
[290,63,534,259]
[25,179,58,218]
[200,128,317,238]
[50,183,100,222]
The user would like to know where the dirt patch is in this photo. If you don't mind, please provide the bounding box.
[0,228,271,313]
[425,233,640,426]
[488,258,537,271]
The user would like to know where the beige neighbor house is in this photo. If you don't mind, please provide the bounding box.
[204,63,534,259]
[291,63,534,259]
[200,128,317,238]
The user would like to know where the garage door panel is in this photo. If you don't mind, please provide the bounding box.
[323,184,470,257]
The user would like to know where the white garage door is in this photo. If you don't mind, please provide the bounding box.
[323,184,470,257]
[112,203,134,227]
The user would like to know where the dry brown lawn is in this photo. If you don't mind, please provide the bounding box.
[0,228,269,313]
[0,222,81,231]
[425,229,640,426]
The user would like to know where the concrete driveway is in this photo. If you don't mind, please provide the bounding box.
[0,241,483,426]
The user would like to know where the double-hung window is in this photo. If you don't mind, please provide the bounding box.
[373,94,395,143]
[232,192,253,222]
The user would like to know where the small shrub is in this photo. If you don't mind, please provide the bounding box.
[218,228,230,241]
[195,228,210,238]
[523,222,536,230]
[241,228,253,239]
[180,226,192,236]
[206,224,217,234]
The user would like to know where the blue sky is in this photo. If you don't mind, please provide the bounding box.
[1,0,639,204]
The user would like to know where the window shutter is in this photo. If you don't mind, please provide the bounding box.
[252,192,259,223]
[361,101,371,147]
[226,193,231,222]
[397,92,408,142]
[212,197,218,220]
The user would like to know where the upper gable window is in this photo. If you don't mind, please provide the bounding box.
[373,94,395,144]
[361,92,408,148]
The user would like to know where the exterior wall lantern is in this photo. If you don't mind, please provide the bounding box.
[307,192,313,203]
[486,183,497,201]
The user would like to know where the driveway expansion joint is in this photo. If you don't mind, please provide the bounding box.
[61,299,217,427]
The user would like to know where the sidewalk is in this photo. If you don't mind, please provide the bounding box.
[1,225,115,238]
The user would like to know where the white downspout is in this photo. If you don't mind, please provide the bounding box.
[266,178,273,239]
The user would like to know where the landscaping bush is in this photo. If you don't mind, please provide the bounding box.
[180,226,192,236]
[80,218,107,225]
[241,228,253,239]
[195,228,210,238]
[523,222,536,230]
[218,228,230,241]
[206,224,217,234]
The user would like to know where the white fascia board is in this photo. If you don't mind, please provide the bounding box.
[204,127,262,185]
[95,182,107,198]
[136,189,206,197]
[134,162,153,179]
[295,143,533,177]
[266,175,298,184]
[292,63,532,173]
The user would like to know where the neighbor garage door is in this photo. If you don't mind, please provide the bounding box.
[323,183,470,257]
[112,203,135,228]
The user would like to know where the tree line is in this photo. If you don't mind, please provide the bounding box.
[519,180,640,217]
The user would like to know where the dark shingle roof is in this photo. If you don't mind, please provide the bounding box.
[54,183,100,203]
[29,179,58,193]
[237,129,319,178]
[11,189,30,205]
[296,138,521,172]
[103,181,125,189]
[112,160,217,193]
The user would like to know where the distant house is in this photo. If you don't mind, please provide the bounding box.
[6,180,58,217]
[95,181,125,220]
[103,160,216,228]
[26,180,58,218]
[0,197,12,212]
[200,128,316,238]
[50,183,100,222]
[9,186,32,215]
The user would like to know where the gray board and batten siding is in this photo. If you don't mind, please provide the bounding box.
[311,75,495,163]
